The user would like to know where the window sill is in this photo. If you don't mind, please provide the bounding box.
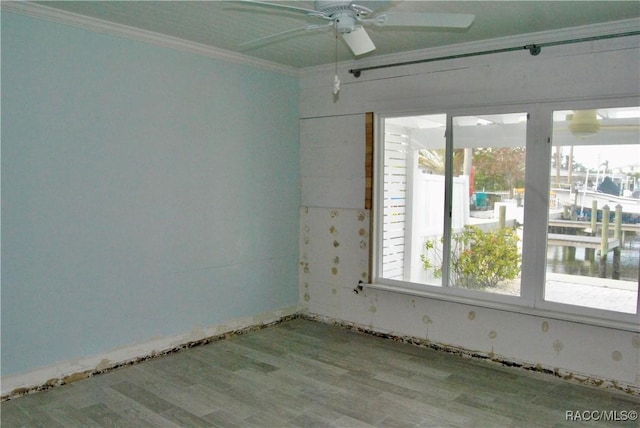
[362,281,640,333]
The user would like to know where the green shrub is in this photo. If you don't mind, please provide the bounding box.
[421,225,521,289]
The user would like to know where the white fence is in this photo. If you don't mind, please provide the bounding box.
[382,124,470,282]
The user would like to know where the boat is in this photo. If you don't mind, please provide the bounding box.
[552,187,640,223]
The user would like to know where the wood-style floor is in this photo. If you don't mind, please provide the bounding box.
[2,318,639,427]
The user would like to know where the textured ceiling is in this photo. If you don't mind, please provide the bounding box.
[36,1,640,68]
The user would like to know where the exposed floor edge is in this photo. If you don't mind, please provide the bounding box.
[3,309,637,401]
[1,306,300,402]
[299,312,640,397]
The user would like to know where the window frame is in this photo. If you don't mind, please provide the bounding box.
[371,98,640,332]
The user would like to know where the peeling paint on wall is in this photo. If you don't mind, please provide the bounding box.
[541,321,550,332]
[553,340,564,355]
[299,207,371,300]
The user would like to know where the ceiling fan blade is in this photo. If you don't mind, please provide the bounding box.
[239,23,331,49]
[341,26,376,56]
[376,12,475,29]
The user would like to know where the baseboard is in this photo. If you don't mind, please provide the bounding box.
[1,305,301,400]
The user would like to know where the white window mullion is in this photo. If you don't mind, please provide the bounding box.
[521,104,553,307]
[441,114,454,287]
[404,137,418,280]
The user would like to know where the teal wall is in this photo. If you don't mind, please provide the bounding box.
[1,13,300,376]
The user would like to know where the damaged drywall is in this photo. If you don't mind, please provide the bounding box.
[298,205,640,395]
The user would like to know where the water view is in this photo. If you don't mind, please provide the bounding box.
[547,233,639,282]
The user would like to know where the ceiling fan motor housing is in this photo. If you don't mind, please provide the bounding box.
[315,1,374,33]
[334,12,357,33]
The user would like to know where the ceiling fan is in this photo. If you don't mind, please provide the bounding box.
[558,109,640,140]
[238,1,476,56]
[568,110,601,138]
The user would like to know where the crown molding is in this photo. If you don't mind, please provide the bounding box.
[1,1,300,78]
[3,2,638,81]
[303,17,640,75]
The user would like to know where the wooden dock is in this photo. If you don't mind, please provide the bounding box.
[548,204,625,279]
[547,233,619,253]
[548,219,640,234]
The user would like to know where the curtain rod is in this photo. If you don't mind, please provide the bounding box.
[348,30,640,78]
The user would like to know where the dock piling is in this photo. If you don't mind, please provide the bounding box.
[586,200,597,261]
[613,204,622,279]
[599,205,610,278]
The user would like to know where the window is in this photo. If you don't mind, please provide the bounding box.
[544,107,640,314]
[380,112,527,296]
[450,113,527,296]
[374,103,639,326]
[382,114,446,285]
